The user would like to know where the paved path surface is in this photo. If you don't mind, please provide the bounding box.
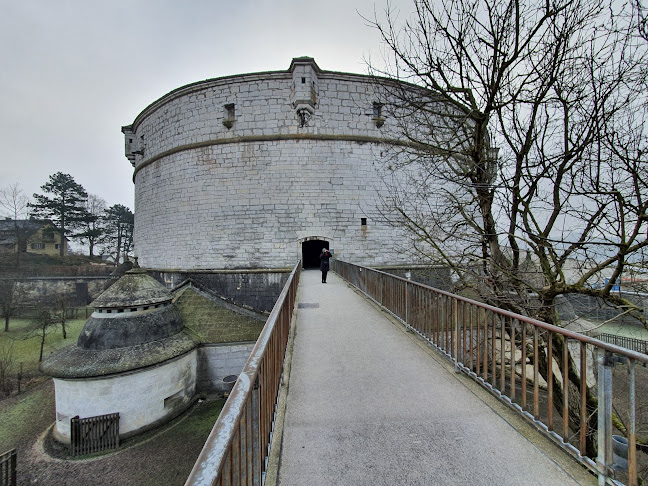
[275,270,595,486]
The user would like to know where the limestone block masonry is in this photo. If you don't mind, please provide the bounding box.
[124,57,418,270]
[196,343,256,394]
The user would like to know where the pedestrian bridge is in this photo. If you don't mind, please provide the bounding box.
[186,261,646,486]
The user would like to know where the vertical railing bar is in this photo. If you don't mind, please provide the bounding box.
[579,341,587,456]
[500,316,506,393]
[252,376,261,486]
[628,358,637,486]
[462,301,467,365]
[405,280,409,327]
[491,312,497,388]
[597,350,613,484]
[435,295,440,347]
[534,327,540,420]
[521,324,527,410]
[510,320,516,402]
[233,423,241,485]
[562,337,569,442]
[425,288,431,339]
[447,295,451,354]
[547,331,554,432]
[482,308,488,381]
[476,305,481,376]
[453,299,459,369]
[247,394,253,484]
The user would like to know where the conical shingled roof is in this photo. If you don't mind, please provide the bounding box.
[91,267,172,309]
[41,266,197,378]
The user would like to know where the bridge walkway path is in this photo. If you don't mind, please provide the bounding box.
[268,269,596,486]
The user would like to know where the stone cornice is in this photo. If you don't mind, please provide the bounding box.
[129,65,419,133]
[132,133,404,181]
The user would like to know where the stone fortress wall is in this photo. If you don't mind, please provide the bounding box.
[123,57,417,270]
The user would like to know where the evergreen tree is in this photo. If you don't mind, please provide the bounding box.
[103,204,134,264]
[29,172,89,256]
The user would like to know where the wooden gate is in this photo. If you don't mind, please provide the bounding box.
[0,449,16,486]
[70,413,120,456]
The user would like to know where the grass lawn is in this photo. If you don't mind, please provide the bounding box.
[0,316,86,390]
[597,321,648,340]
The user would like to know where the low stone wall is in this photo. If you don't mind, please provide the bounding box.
[150,269,290,313]
[378,266,452,291]
[196,342,256,394]
[4,276,113,306]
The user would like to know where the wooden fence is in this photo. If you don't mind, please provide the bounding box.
[70,413,120,456]
[0,449,16,486]
[596,333,648,355]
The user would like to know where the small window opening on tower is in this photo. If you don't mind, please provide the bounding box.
[361,218,367,226]
[301,77,306,84]
[372,102,385,128]
[223,103,235,129]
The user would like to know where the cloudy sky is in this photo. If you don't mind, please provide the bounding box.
[0,0,411,211]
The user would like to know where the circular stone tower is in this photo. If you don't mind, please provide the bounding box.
[42,266,198,444]
[122,57,417,271]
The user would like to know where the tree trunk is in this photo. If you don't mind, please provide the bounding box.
[4,315,8,332]
[39,329,45,362]
[534,332,598,458]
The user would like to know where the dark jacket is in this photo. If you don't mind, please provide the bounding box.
[319,251,332,271]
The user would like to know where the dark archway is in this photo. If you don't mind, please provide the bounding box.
[302,240,328,269]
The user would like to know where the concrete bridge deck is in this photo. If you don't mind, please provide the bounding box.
[266,270,596,486]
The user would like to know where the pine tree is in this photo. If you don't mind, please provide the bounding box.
[30,173,90,256]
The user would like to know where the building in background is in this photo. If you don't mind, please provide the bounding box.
[0,219,67,256]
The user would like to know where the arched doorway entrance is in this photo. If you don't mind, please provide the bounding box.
[302,239,329,269]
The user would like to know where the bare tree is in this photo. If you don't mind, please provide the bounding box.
[0,280,25,332]
[102,204,134,264]
[0,183,31,265]
[77,194,107,258]
[29,308,57,363]
[52,295,72,339]
[0,341,15,396]
[636,0,648,41]
[368,0,648,456]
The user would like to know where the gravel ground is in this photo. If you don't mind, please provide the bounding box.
[0,380,224,486]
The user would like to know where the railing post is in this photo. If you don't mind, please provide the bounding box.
[597,350,613,486]
[405,281,409,328]
[252,375,262,486]
[629,359,637,486]
[453,299,459,372]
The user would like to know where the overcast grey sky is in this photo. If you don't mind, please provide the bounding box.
[0,0,410,211]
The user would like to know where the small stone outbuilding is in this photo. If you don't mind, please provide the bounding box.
[42,266,198,444]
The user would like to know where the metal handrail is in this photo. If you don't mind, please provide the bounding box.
[185,261,301,486]
[333,260,647,486]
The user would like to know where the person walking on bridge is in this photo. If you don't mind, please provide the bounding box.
[319,248,332,283]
